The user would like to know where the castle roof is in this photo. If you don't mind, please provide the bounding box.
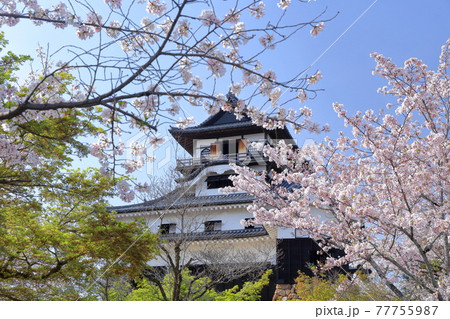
[161,227,268,242]
[169,110,294,155]
[110,192,255,214]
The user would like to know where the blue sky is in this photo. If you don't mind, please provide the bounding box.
[263,0,450,141]
[173,0,450,144]
[2,0,449,204]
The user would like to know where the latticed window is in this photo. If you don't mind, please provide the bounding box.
[204,220,221,232]
[159,223,176,234]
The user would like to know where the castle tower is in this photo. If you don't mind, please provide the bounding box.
[112,109,339,298]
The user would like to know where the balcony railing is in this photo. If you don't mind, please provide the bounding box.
[176,149,267,171]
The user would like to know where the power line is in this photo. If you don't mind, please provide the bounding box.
[286,0,380,94]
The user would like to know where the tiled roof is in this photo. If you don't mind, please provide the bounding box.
[110,192,255,214]
[169,117,255,134]
[185,107,252,128]
[168,110,295,155]
[277,180,302,191]
[161,227,268,241]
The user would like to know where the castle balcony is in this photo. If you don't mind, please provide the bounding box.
[175,147,268,173]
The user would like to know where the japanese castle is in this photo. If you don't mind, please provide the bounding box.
[112,108,345,299]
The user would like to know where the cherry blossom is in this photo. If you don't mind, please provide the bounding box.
[308,70,322,84]
[105,0,122,10]
[277,0,291,10]
[117,180,135,202]
[199,9,219,26]
[297,88,308,103]
[106,20,121,38]
[249,2,265,19]
[259,34,275,49]
[269,87,282,105]
[310,22,324,37]
[176,116,195,129]
[146,0,167,16]
[229,41,450,301]
[229,83,243,95]
[0,0,334,203]
[206,58,226,78]
[224,8,241,24]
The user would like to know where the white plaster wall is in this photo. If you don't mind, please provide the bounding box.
[116,205,257,234]
[191,164,235,196]
[117,205,275,268]
[148,237,277,267]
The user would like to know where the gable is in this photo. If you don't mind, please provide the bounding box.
[199,110,251,127]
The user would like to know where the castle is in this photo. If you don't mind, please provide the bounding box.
[112,109,342,299]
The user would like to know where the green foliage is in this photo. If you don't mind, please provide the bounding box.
[215,269,273,301]
[0,33,158,300]
[0,31,31,85]
[0,167,159,301]
[126,269,218,301]
[126,269,272,301]
[294,271,344,301]
[89,275,134,301]
[294,270,398,301]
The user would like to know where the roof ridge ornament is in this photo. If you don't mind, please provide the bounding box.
[226,91,239,105]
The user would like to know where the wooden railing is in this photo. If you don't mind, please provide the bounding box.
[176,150,266,170]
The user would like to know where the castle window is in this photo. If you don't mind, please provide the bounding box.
[206,174,234,189]
[204,220,221,232]
[159,223,176,234]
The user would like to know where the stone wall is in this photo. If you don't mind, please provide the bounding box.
[272,284,298,301]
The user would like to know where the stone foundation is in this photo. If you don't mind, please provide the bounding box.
[272,283,298,301]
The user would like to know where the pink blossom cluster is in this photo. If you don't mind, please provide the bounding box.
[0,0,333,204]
[259,33,275,50]
[158,17,173,36]
[310,22,324,37]
[229,22,251,47]
[173,19,190,39]
[199,9,220,26]
[0,131,40,170]
[249,2,265,19]
[106,20,121,38]
[132,95,157,118]
[224,8,240,24]
[0,1,103,39]
[104,0,122,10]
[175,116,195,129]
[206,58,226,78]
[116,180,134,202]
[277,0,291,10]
[146,0,166,16]
[297,88,308,103]
[229,41,450,300]
[307,70,322,84]
[204,93,226,115]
